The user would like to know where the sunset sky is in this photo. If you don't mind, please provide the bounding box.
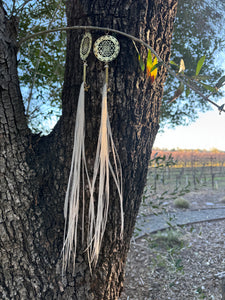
[154,104,225,151]
[154,50,225,152]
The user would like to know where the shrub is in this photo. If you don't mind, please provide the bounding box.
[150,229,184,250]
[173,197,190,209]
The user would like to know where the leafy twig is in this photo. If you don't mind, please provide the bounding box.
[25,0,64,117]
[19,25,225,114]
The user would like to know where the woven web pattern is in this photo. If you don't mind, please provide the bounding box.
[80,32,92,61]
[94,35,120,62]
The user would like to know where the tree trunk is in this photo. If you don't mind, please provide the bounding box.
[0,0,177,299]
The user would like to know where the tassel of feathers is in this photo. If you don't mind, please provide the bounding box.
[87,83,124,267]
[62,82,91,275]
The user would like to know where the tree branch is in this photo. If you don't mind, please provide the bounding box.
[19,25,225,114]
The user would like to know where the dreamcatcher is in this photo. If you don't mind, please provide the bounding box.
[88,35,124,267]
[62,33,124,275]
[62,32,92,275]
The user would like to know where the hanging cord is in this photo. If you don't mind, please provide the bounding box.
[105,63,109,88]
[83,61,89,91]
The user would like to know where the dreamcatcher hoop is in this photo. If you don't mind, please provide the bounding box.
[80,32,92,61]
[80,32,92,87]
[93,35,120,87]
[93,35,120,63]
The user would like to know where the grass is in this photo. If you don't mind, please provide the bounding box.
[149,229,184,250]
[148,229,185,273]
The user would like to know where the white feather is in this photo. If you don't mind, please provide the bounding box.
[62,82,91,275]
[88,83,124,267]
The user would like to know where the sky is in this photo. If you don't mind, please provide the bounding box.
[154,38,225,152]
[153,0,225,152]
[154,102,225,151]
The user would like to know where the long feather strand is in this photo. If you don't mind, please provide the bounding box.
[88,83,124,267]
[62,82,91,275]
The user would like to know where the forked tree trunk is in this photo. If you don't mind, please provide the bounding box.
[0,0,177,299]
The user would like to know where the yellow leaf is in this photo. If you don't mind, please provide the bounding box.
[151,57,158,83]
[146,50,153,75]
[146,51,158,83]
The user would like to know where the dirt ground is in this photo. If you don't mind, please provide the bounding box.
[120,188,225,300]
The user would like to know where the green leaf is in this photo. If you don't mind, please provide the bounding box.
[138,54,145,71]
[132,40,145,71]
[192,75,211,81]
[168,82,185,103]
[199,82,218,93]
[147,49,153,69]
[150,61,163,72]
[185,86,190,97]
[170,60,179,67]
[135,227,142,232]
[147,49,152,61]
[215,75,225,90]
[195,55,206,76]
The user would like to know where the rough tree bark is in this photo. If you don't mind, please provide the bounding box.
[0,0,177,299]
